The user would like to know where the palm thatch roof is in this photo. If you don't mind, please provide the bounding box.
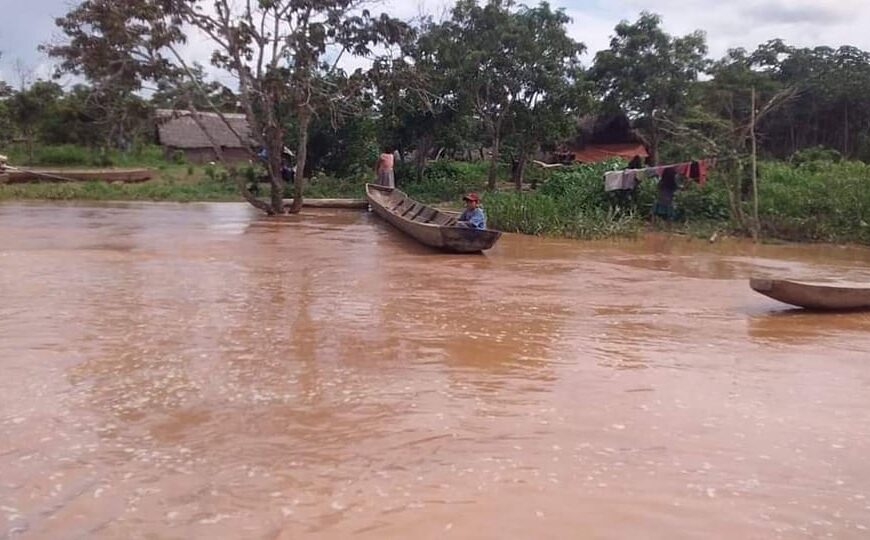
[155,109,253,149]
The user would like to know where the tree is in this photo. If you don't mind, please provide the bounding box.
[661,47,798,238]
[592,12,708,163]
[151,62,238,112]
[49,0,410,215]
[417,0,588,190]
[38,84,153,151]
[371,45,464,181]
[7,81,64,163]
[502,3,590,189]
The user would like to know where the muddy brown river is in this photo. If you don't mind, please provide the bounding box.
[2,202,870,539]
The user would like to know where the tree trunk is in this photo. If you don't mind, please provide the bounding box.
[266,127,286,215]
[843,101,849,157]
[488,133,501,191]
[512,148,528,191]
[725,160,747,231]
[188,105,271,213]
[649,123,660,165]
[287,110,311,215]
[415,134,433,182]
[751,87,760,243]
[26,131,34,165]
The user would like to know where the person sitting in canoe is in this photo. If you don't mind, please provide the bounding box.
[457,192,486,229]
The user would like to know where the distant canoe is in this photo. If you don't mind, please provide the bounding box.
[282,198,368,209]
[4,168,153,183]
[750,278,870,310]
[365,183,502,253]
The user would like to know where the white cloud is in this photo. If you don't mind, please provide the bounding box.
[609,0,869,56]
[5,0,870,88]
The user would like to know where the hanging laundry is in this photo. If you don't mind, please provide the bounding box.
[604,158,716,191]
[604,171,625,192]
[689,160,709,185]
[622,169,639,189]
[674,162,691,177]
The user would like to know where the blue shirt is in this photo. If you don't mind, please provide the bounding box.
[458,207,486,229]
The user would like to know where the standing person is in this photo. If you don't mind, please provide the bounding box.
[653,167,679,223]
[374,146,396,188]
[457,192,487,229]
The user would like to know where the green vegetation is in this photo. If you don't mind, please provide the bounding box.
[757,161,870,243]
[4,0,870,242]
[3,143,168,168]
[0,164,239,202]
[3,155,870,244]
[484,159,870,243]
[483,161,641,239]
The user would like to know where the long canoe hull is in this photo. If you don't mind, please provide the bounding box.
[750,278,870,310]
[366,184,501,253]
[4,168,153,183]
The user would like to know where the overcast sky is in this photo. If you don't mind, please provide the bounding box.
[1,0,867,86]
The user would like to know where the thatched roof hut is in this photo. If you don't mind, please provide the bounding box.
[155,109,254,163]
[554,112,650,164]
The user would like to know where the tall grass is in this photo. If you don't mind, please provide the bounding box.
[484,191,641,238]
[484,160,642,239]
[756,161,870,243]
[402,161,489,203]
[4,143,168,168]
[0,178,239,202]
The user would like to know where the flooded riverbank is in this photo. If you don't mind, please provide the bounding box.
[2,202,870,539]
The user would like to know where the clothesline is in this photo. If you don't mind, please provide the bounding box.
[604,158,715,192]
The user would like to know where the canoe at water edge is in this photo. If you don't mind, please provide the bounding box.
[750,278,870,310]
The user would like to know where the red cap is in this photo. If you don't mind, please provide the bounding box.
[463,192,480,203]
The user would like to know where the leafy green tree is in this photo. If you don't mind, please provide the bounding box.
[49,0,410,215]
[503,3,590,189]
[7,81,64,163]
[419,0,590,190]
[592,12,708,162]
[151,63,237,112]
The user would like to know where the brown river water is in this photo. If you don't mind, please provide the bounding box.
[2,202,870,539]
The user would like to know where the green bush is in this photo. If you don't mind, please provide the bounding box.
[33,145,93,166]
[482,161,642,239]
[3,143,172,168]
[401,160,489,203]
[756,160,870,243]
[791,146,843,165]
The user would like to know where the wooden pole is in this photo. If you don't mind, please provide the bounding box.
[751,87,760,243]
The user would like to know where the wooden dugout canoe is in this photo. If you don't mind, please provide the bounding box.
[365,184,502,253]
[750,278,870,310]
[3,168,153,183]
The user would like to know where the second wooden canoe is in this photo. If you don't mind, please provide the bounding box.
[366,184,502,253]
[750,278,870,310]
[4,168,153,183]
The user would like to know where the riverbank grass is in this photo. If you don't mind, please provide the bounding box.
[3,152,870,245]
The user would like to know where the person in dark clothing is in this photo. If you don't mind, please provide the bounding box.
[654,167,679,221]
